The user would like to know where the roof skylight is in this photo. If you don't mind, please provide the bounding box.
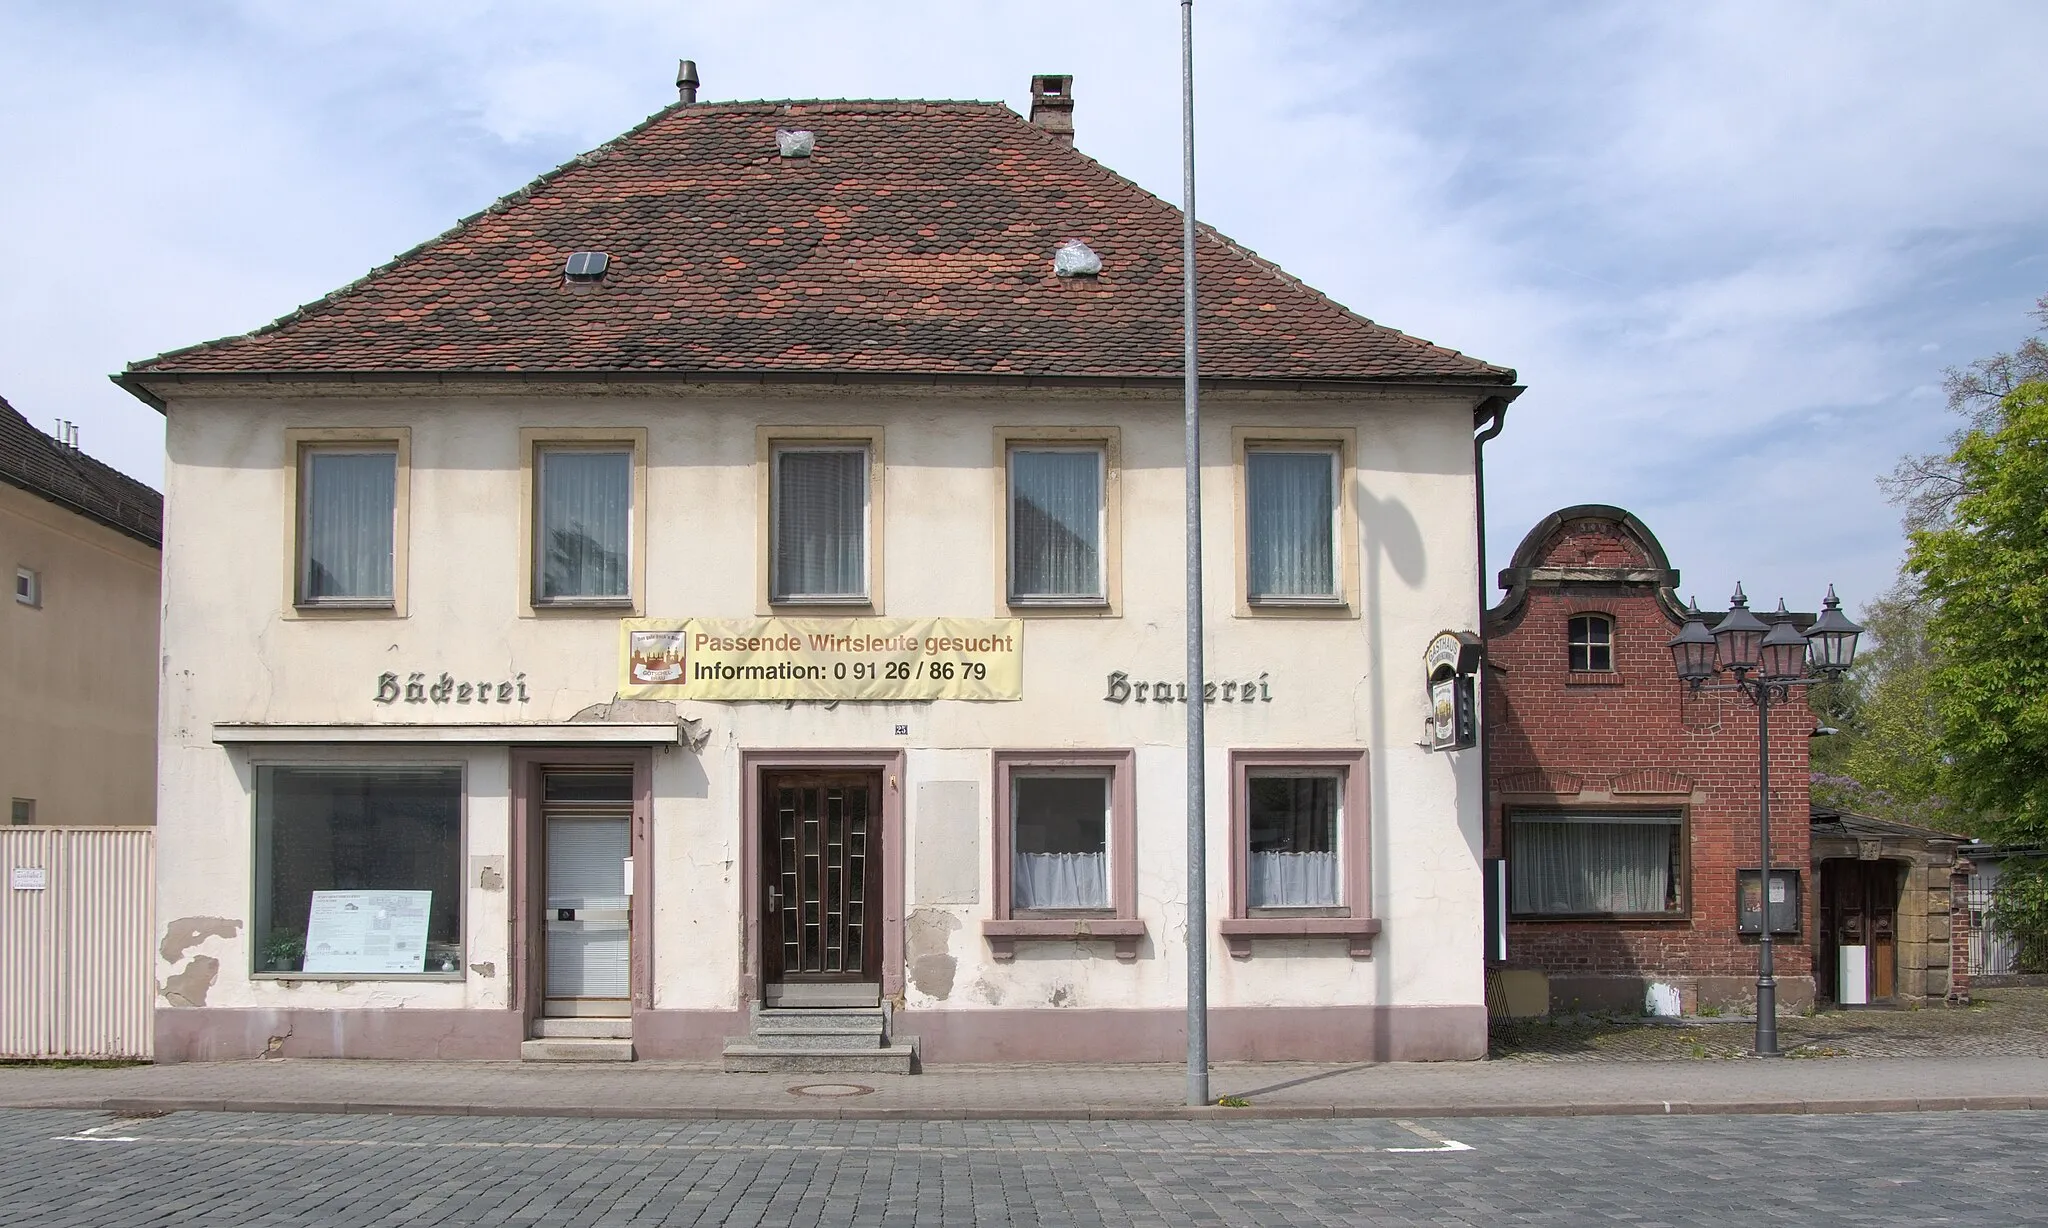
[564,251,611,281]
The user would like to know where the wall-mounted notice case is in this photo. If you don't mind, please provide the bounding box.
[1736,868,1802,936]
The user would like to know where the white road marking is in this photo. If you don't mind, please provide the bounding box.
[54,1121,140,1143]
[1384,1119,1474,1154]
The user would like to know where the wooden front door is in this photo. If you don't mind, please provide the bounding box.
[762,771,881,984]
[1820,858,1900,1004]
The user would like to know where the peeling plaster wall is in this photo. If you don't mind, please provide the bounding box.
[160,386,1484,1024]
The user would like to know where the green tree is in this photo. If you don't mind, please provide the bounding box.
[1808,579,1948,825]
[1908,378,2048,845]
[1907,377,2048,972]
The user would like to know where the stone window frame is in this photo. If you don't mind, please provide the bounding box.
[757,425,887,615]
[283,427,411,619]
[1505,804,1693,922]
[1230,426,1361,619]
[1220,748,1379,957]
[1567,612,1615,673]
[983,748,1144,962]
[14,565,40,608]
[992,426,1123,617]
[518,427,650,618]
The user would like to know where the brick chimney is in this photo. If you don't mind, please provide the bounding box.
[1029,74,1075,146]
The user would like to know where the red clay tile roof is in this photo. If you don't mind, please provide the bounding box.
[0,395,162,548]
[127,100,1512,387]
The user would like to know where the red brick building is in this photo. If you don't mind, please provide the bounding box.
[1483,506,1815,1014]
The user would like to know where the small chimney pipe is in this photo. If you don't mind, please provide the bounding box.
[676,59,700,104]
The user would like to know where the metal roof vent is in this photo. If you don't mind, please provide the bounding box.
[777,129,815,158]
[1053,239,1101,278]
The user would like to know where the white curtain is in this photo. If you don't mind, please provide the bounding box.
[776,449,866,597]
[1010,450,1101,598]
[1512,820,1673,914]
[1014,852,1108,910]
[1250,850,1340,907]
[1247,451,1335,598]
[302,451,395,600]
[538,450,631,599]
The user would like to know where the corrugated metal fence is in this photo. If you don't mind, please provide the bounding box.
[1,827,154,1059]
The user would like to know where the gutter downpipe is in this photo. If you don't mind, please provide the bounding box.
[1180,0,1209,1110]
[1472,394,1510,970]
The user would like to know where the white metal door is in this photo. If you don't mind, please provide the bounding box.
[544,813,631,1001]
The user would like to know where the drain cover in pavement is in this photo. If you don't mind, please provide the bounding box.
[788,1083,875,1098]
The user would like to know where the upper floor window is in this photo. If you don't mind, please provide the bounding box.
[297,446,397,607]
[1245,446,1340,604]
[772,443,871,603]
[535,446,633,605]
[1008,445,1104,604]
[1568,614,1613,671]
[14,567,39,608]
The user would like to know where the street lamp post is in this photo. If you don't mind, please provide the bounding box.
[1668,584,1862,1057]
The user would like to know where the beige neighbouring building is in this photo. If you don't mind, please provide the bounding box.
[1,396,162,829]
[123,72,1521,1065]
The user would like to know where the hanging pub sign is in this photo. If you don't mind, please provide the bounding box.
[620,617,1023,702]
[1424,630,1482,751]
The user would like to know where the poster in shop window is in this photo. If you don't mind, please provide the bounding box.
[619,617,1023,702]
[302,890,433,974]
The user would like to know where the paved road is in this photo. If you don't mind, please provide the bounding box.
[3,1108,2043,1226]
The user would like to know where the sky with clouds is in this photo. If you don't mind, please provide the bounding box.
[3,0,2044,619]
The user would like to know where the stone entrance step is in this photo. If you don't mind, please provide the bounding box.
[721,1040,917,1074]
[764,983,881,1009]
[535,1018,633,1039]
[723,1001,915,1073]
[520,1036,635,1062]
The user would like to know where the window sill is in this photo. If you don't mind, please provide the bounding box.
[530,598,637,616]
[1510,913,1690,924]
[292,600,398,617]
[1564,672,1625,686]
[983,917,1145,962]
[769,599,875,614]
[1241,598,1354,620]
[1007,598,1114,617]
[252,971,465,982]
[1218,915,1379,958]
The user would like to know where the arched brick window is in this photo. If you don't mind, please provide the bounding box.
[1567,614,1613,672]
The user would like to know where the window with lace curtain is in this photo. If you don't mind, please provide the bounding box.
[1508,809,1686,918]
[1245,446,1340,604]
[534,446,633,605]
[1007,445,1105,604]
[1009,773,1111,913]
[1222,750,1375,955]
[293,435,405,610]
[990,749,1136,928]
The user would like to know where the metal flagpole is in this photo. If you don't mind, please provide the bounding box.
[1180,0,1210,1109]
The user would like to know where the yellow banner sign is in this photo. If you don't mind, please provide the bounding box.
[620,618,1023,702]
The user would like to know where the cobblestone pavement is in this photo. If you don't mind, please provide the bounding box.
[3,1107,2044,1226]
[1490,986,2048,1063]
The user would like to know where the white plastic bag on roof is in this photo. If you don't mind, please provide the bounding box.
[1054,239,1102,277]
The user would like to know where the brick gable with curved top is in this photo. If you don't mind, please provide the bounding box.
[1485,506,1815,1015]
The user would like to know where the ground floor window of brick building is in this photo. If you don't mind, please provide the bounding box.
[1510,810,1684,917]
